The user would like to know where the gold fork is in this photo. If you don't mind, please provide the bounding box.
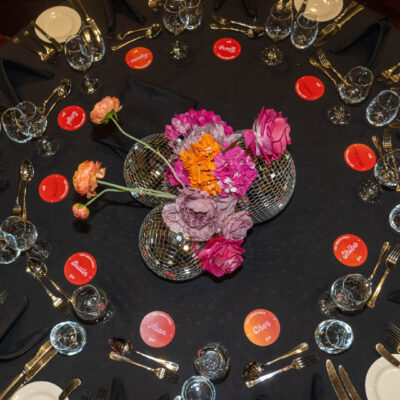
[368,244,400,308]
[246,353,320,388]
[309,58,339,88]
[379,61,400,80]
[316,48,346,84]
[383,129,400,191]
[26,267,70,317]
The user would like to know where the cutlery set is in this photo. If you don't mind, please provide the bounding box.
[210,13,265,38]
[80,387,108,400]
[326,359,361,400]
[378,61,400,85]
[111,24,162,51]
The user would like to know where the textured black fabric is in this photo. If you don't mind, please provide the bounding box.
[0,0,398,399]
[110,377,126,400]
[103,0,146,32]
[388,290,400,304]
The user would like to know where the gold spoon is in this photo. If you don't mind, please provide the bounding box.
[20,160,34,220]
[210,24,262,38]
[111,24,162,51]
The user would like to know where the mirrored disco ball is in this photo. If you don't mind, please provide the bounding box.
[123,133,178,208]
[139,205,204,281]
[237,133,296,224]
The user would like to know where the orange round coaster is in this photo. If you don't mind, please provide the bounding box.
[333,234,368,267]
[244,309,280,346]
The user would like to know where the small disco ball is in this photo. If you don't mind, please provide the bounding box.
[123,133,178,208]
[139,205,204,282]
[237,133,296,224]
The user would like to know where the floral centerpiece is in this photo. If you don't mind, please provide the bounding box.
[71,97,294,280]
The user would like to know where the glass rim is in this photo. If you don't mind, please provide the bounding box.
[347,66,373,86]
[376,90,400,110]
[325,319,352,349]
[71,284,106,313]
[296,12,318,28]
[164,0,187,12]
[50,321,80,350]
[270,3,293,20]
[181,375,216,397]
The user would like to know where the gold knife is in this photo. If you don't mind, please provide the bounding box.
[389,120,400,129]
[338,366,361,400]
[326,360,350,400]
[74,0,102,41]
[314,4,365,47]
[376,343,400,367]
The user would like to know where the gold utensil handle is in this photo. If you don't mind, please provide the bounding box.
[111,34,146,51]
[309,58,338,88]
[367,268,390,308]
[336,5,364,29]
[326,360,350,400]
[22,181,28,220]
[75,0,90,18]
[384,61,400,76]
[246,364,293,388]
[46,277,72,303]
[229,19,255,29]
[0,372,24,400]
[265,342,308,366]
[376,343,400,367]
[134,350,179,371]
[45,95,63,118]
[338,365,362,400]
[372,136,390,171]
[334,0,358,22]
[209,24,247,34]
[40,86,59,113]
[109,351,154,372]
[12,175,22,216]
[369,242,390,282]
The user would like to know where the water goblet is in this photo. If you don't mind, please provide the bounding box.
[80,25,106,62]
[366,90,400,127]
[50,321,87,356]
[175,376,216,400]
[64,34,100,94]
[314,319,354,354]
[163,0,190,61]
[72,284,109,323]
[0,231,20,264]
[1,107,32,143]
[290,12,318,49]
[374,149,400,189]
[261,3,292,66]
[194,343,230,382]
[186,0,203,30]
[1,215,38,251]
[338,66,374,105]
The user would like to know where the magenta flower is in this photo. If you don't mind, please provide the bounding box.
[162,187,224,241]
[212,147,257,197]
[199,236,245,277]
[243,108,291,164]
[166,159,190,186]
[221,211,253,241]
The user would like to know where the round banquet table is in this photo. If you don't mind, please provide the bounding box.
[0,0,400,399]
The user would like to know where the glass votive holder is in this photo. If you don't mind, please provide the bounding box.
[366,90,400,127]
[186,0,203,30]
[0,216,38,251]
[338,66,373,104]
[0,231,20,264]
[389,204,400,233]
[72,284,109,323]
[50,321,87,356]
[194,343,229,382]
[2,107,32,143]
[179,376,216,400]
[314,319,354,354]
[374,149,400,189]
[290,12,318,49]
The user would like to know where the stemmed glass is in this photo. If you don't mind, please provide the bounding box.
[64,34,100,94]
[50,321,87,356]
[290,12,319,49]
[0,232,20,264]
[261,3,293,66]
[79,25,106,63]
[0,216,38,252]
[163,0,190,61]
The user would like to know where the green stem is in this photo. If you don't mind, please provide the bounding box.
[98,180,176,199]
[85,188,125,207]
[110,115,185,189]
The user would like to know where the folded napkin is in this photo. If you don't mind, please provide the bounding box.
[103,0,146,33]
[310,373,324,400]
[214,0,258,17]
[329,17,391,69]
[94,76,198,156]
[388,290,400,304]
[110,377,125,400]
[0,296,49,360]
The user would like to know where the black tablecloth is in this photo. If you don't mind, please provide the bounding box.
[1,0,400,399]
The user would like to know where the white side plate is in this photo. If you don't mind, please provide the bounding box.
[10,381,67,400]
[294,0,343,22]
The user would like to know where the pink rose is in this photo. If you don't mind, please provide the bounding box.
[199,236,245,277]
[221,211,253,241]
[90,96,122,124]
[243,107,291,164]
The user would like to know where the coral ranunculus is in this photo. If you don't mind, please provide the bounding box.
[199,236,245,277]
[243,107,291,164]
[90,96,122,124]
[73,161,106,198]
[72,203,89,219]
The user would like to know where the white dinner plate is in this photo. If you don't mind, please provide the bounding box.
[10,381,67,400]
[294,0,343,22]
[365,354,400,400]
[35,6,81,43]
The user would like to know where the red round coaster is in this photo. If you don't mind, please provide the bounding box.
[244,309,280,346]
[140,311,175,348]
[295,76,325,100]
[344,143,376,171]
[64,252,97,285]
[125,47,153,70]
[57,106,86,131]
[333,234,368,267]
[39,174,70,203]
[213,38,241,60]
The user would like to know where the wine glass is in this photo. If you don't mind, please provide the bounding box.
[366,90,400,127]
[163,0,190,61]
[1,107,32,143]
[0,231,20,264]
[1,216,38,252]
[72,284,109,323]
[261,3,293,66]
[64,34,100,94]
[290,12,319,49]
[338,66,373,105]
[80,25,106,63]
[50,321,87,356]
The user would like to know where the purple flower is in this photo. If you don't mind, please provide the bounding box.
[221,211,253,241]
[212,147,258,197]
[243,108,291,164]
[162,187,224,241]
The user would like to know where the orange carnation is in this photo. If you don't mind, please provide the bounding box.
[73,161,106,198]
